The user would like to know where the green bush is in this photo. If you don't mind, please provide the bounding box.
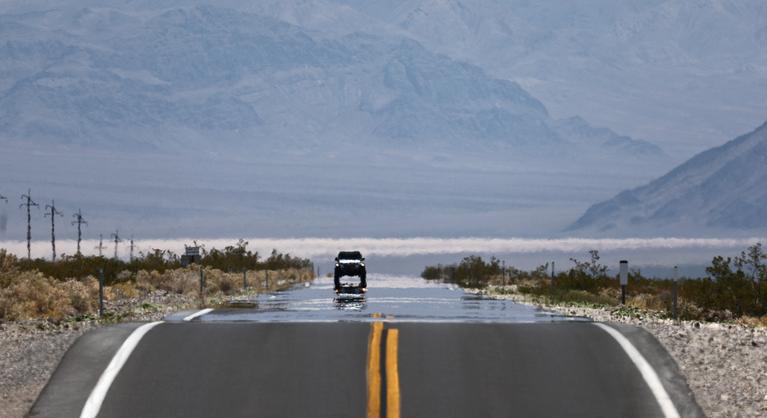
[421,256,502,288]
[7,241,311,284]
[422,246,767,321]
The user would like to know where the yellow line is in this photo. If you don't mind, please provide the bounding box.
[366,322,384,418]
[386,329,400,418]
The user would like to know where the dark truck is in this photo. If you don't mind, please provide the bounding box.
[334,251,367,293]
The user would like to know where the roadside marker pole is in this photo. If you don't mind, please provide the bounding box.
[619,260,629,305]
[98,268,105,317]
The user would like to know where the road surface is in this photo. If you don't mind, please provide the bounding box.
[29,275,703,417]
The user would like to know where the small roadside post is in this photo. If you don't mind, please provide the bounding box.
[199,266,206,307]
[619,260,629,305]
[265,271,270,291]
[242,268,247,290]
[98,268,105,317]
[502,260,506,286]
[672,266,679,320]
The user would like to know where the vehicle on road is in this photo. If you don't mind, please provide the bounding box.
[334,251,367,293]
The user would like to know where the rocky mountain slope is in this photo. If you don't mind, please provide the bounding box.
[571,121,767,233]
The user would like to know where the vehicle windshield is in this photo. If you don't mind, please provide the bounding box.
[337,251,362,260]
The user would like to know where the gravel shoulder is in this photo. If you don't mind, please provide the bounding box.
[0,321,94,418]
[480,287,767,418]
[0,290,197,418]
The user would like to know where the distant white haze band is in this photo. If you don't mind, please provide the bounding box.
[0,237,764,260]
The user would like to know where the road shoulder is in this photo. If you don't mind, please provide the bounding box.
[605,323,705,418]
[27,323,145,418]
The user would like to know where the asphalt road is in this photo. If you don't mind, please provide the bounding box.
[30,320,703,418]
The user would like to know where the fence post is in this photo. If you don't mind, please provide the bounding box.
[619,260,629,305]
[502,260,506,286]
[265,271,270,290]
[199,266,206,307]
[243,268,247,290]
[98,268,105,317]
[672,266,679,320]
[550,261,556,297]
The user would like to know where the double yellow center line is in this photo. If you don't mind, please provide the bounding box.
[366,318,400,418]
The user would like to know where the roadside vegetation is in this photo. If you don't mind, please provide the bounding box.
[0,241,314,322]
[422,244,767,324]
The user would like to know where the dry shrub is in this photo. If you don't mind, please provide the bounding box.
[108,281,140,300]
[0,250,20,289]
[198,269,235,295]
[736,316,767,328]
[0,264,312,321]
[168,269,201,295]
[60,277,99,314]
[0,249,16,273]
[216,273,237,294]
[135,270,155,292]
[0,271,98,320]
[628,292,668,311]
[136,268,200,295]
[598,287,619,300]
[135,269,185,292]
[147,270,167,290]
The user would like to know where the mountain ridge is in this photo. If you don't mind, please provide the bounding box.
[0,3,664,162]
[570,121,767,233]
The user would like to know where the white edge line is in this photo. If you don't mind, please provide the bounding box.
[80,321,164,418]
[183,308,214,321]
[594,323,681,418]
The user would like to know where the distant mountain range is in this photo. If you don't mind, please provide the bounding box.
[570,121,767,233]
[0,3,663,162]
[4,1,764,238]
[266,0,767,157]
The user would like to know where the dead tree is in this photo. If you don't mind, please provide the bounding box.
[44,200,63,261]
[19,189,39,260]
[111,230,121,259]
[71,209,87,256]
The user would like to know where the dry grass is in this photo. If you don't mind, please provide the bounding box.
[737,315,767,328]
[626,292,668,311]
[0,251,313,322]
[0,271,99,321]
